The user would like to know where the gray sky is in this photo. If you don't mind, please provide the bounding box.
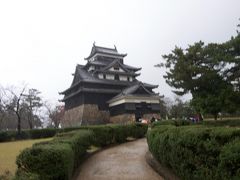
[0,0,239,103]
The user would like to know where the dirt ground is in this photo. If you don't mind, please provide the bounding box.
[75,138,163,180]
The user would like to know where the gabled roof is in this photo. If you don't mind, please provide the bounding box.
[121,82,154,95]
[108,82,159,102]
[60,65,139,94]
[122,64,142,71]
[70,64,84,86]
[85,44,127,60]
[94,70,140,77]
[142,83,158,89]
[87,59,108,66]
[100,60,129,72]
[60,63,158,96]
[87,59,141,72]
[92,59,142,76]
[122,82,158,96]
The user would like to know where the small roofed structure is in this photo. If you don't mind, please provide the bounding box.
[60,44,161,127]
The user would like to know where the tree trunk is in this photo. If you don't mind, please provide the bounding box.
[28,113,33,129]
[214,113,218,121]
[16,112,21,135]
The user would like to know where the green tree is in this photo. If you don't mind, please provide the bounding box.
[169,98,194,119]
[157,31,240,120]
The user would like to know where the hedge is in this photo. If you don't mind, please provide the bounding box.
[201,119,240,127]
[147,124,240,180]
[0,128,58,142]
[0,122,148,143]
[63,123,148,146]
[15,123,148,180]
[151,119,191,128]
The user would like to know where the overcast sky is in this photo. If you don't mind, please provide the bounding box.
[0,0,239,104]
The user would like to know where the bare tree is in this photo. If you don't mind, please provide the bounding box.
[8,86,26,135]
[22,89,43,129]
[0,84,47,131]
[0,86,6,128]
[0,85,27,134]
[45,102,64,128]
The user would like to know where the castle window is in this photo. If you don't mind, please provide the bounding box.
[103,74,106,79]
[114,74,119,80]
[127,77,130,81]
[114,67,119,71]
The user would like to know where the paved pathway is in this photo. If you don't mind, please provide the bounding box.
[75,138,163,180]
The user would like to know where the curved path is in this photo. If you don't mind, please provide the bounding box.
[75,138,163,180]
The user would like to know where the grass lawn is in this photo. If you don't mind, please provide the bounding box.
[0,138,52,177]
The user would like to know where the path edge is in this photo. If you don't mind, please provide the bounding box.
[145,151,180,180]
[71,138,141,180]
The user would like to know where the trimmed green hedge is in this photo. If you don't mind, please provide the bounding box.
[64,123,148,146]
[147,125,240,180]
[151,120,191,128]
[0,128,58,142]
[15,123,148,180]
[201,119,240,127]
[0,123,148,143]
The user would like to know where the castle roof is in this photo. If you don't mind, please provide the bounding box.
[107,82,159,102]
[60,44,159,102]
[84,44,127,60]
[86,59,141,71]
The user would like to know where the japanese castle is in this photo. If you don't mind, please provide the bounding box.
[60,44,161,126]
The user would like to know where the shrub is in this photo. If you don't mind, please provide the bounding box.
[16,130,94,180]
[81,125,114,146]
[15,123,148,180]
[53,130,94,169]
[147,125,240,180]
[126,123,148,138]
[0,131,16,142]
[27,129,57,139]
[0,123,148,143]
[14,171,40,180]
[218,138,240,179]
[16,143,74,180]
[0,129,58,142]
[201,119,240,127]
[151,119,191,128]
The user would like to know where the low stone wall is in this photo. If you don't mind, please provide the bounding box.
[62,104,110,127]
[110,114,135,124]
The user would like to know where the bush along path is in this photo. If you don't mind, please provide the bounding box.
[75,138,163,180]
[14,123,148,180]
[147,121,240,180]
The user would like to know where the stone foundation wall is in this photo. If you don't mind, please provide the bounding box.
[62,104,110,127]
[142,113,161,120]
[110,114,135,124]
[81,104,110,125]
[62,104,161,127]
[63,105,84,127]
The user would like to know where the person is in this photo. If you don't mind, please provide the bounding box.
[151,116,155,123]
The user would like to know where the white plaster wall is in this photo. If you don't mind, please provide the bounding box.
[98,73,103,79]
[120,75,128,81]
[129,77,133,82]
[106,74,114,80]
[109,67,125,72]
